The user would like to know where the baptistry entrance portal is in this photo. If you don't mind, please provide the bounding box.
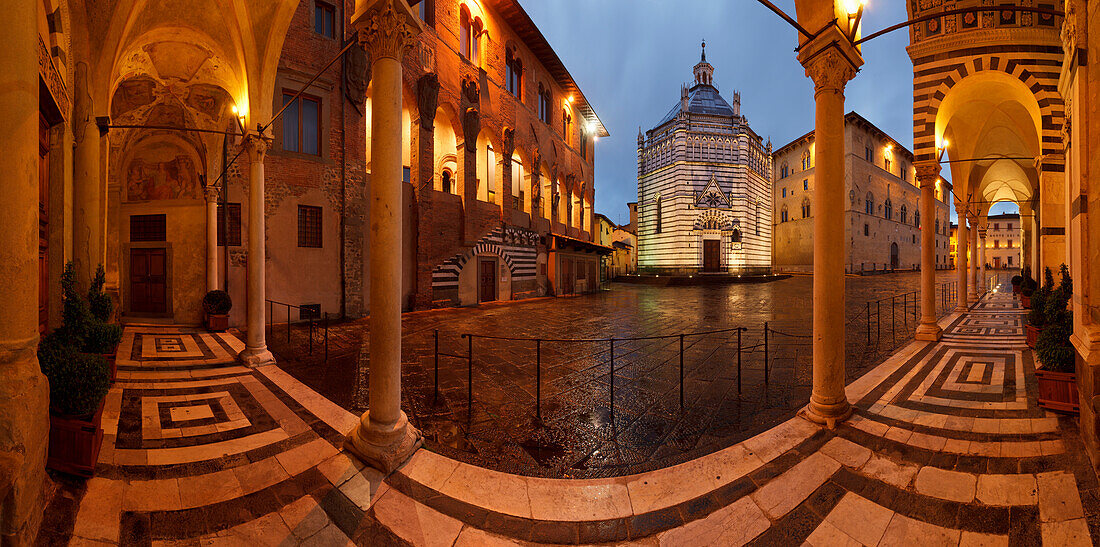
[703,239,721,272]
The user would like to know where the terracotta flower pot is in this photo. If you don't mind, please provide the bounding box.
[102,343,118,384]
[1026,325,1043,349]
[1012,285,1022,295]
[47,400,105,478]
[1035,369,1079,414]
[1021,294,1031,308]
[206,313,229,332]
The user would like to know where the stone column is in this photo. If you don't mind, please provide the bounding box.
[797,27,862,427]
[1021,207,1035,272]
[0,0,50,541]
[239,134,274,367]
[978,227,987,292]
[346,0,423,473]
[968,216,979,303]
[73,62,102,286]
[205,185,219,292]
[956,202,969,311]
[915,162,942,340]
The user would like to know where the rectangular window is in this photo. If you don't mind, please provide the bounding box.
[297,205,323,248]
[782,188,787,198]
[1008,223,1013,230]
[130,214,166,242]
[402,166,411,184]
[863,223,869,236]
[884,158,891,173]
[865,146,873,162]
[314,1,335,38]
[994,223,999,230]
[282,92,321,156]
[803,179,808,191]
[217,203,242,247]
[413,0,434,26]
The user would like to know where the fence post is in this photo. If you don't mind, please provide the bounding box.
[467,334,473,418]
[536,339,542,422]
[865,302,871,345]
[763,322,769,385]
[737,328,743,394]
[891,296,896,340]
[609,338,615,424]
[433,330,439,403]
[308,314,313,355]
[287,303,292,343]
[679,334,685,410]
[324,312,329,361]
[876,300,881,344]
[903,293,909,330]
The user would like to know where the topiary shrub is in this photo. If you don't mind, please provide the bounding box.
[202,290,233,316]
[1011,275,1023,286]
[38,332,110,417]
[1036,264,1075,373]
[59,262,92,345]
[85,321,123,355]
[87,265,113,323]
[1028,268,1055,326]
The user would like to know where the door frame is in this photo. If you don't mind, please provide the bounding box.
[124,242,174,318]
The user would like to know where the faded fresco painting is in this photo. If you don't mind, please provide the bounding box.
[125,142,201,202]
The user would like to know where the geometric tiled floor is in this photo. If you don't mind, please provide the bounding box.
[40,287,1100,545]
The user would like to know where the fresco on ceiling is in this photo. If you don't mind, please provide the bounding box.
[125,142,201,202]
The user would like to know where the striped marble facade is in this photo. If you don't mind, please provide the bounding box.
[431,225,539,290]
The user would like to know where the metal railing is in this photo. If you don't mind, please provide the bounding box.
[265,299,329,361]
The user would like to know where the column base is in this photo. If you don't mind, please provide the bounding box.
[239,347,275,367]
[915,321,943,341]
[801,398,852,429]
[345,410,423,473]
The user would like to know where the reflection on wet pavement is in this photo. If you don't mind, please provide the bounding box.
[274,270,1014,479]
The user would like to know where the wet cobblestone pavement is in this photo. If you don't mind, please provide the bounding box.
[273,270,1016,479]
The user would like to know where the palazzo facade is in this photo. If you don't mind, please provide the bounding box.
[636,45,773,275]
[772,112,953,273]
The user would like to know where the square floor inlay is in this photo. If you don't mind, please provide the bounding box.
[170,405,215,422]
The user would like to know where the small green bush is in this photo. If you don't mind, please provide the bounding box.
[202,290,232,315]
[1028,268,1055,326]
[85,321,123,354]
[1036,264,1076,374]
[1011,275,1023,286]
[38,332,110,417]
[87,265,113,323]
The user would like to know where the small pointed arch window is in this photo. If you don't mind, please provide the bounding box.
[505,47,523,98]
[801,198,811,218]
[884,199,893,220]
[781,205,788,223]
[731,229,742,244]
[900,204,908,224]
[865,192,875,215]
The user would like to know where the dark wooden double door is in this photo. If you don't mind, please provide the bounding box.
[703,240,721,272]
[131,248,167,314]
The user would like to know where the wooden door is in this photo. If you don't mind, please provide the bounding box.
[479,259,496,303]
[703,240,721,272]
[38,114,50,333]
[131,248,168,314]
[890,242,900,270]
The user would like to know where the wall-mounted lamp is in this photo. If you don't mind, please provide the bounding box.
[936,139,949,162]
[231,105,247,134]
[845,0,868,41]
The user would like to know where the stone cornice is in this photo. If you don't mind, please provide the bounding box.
[906,27,1061,61]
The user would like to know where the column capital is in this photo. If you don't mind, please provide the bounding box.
[204,185,220,203]
[243,133,271,163]
[797,26,863,96]
[914,161,941,186]
[354,1,422,62]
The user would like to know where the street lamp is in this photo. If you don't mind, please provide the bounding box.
[845,0,868,41]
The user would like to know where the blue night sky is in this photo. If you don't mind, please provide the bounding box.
[522,0,1017,226]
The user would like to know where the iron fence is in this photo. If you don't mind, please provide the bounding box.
[264,299,330,361]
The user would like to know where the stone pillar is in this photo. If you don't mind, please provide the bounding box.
[797,27,862,428]
[73,62,102,286]
[968,216,979,303]
[1038,159,1067,274]
[978,227,987,292]
[239,134,274,367]
[346,0,423,473]
[411,73,437,311]
[206,185,219,292]
[956,203,969,311]
[459,77,480,245]
[915,162,942,340]
[1021,207,1035,273]
[500,128,515,215]
[0,0,50,541]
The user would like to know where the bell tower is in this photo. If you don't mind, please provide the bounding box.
[693,40,714,87]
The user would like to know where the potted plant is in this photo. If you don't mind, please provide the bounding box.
[85,266,121,382]
[1026,268,1054,348]
[39,330,110,477]
[1035,264,1077,413]
[1020,267,1038,308]
[202,290,232,332]
[1011,273,1023,295]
